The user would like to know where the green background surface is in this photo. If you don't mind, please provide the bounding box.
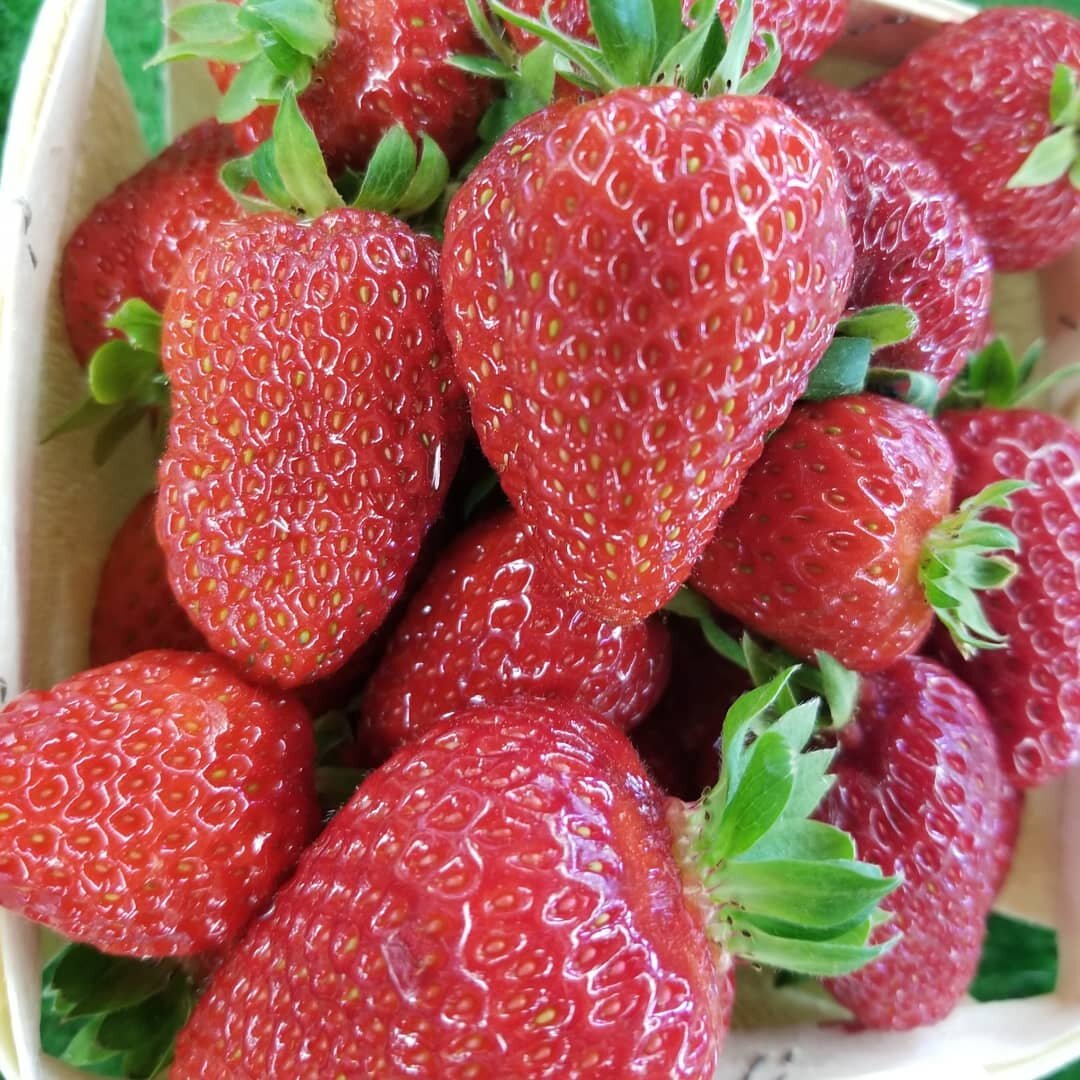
[0,0,1079,1078]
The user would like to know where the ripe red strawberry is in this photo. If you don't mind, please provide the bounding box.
[90,494,206,667]
[933,408,1080,788]
[693,394,1020,672]
[863,7,1080,272]
[158,209,465,689]
[358,508,672,760]
[60,120,238,364]
[165,0,491,172]
[499,0,848,88]
[0,651,318,957]
[818,656,1017,1029]
[171,689,895,1077]
[443,87,853,624]
[780,77,992,391]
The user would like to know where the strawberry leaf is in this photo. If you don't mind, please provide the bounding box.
[803,337,872,401]
[154,0,335,123]
[865,366,941,413]
[1008,65,1080,190]
[920,479,1026,658]
[43,300,168,461]
[41,943,194,1080]
[681,676,899,976]
[590,0,658,86]
[836,304,918,349]
[940,337,1080,411]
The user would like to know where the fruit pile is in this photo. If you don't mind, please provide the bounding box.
[4,0,1080,1076]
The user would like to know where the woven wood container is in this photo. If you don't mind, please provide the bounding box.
[0,0,1076,1076]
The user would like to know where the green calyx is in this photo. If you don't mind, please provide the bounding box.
[919,480,1026,659]
[1007,64,1080,192]
[665,588,862,730]
[151,0,336,124]
[221,87,450,220]
[940,337,1080,411]
[680,668,899,977]
[469,0,780,98]
[40,941,195,1079]
[804,303,941,411]
[313,711,368,814]
[44,300,169,465]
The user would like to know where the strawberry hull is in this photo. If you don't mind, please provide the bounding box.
[0,0,1079,1078]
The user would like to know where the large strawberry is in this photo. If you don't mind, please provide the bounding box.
[358,508,671,760]
[60,120,239,365]
[159,0,491,172]
[780,77,992,391]
[933,402,1080,787]
[819,656,1018,1029]
[863,7,1080,271]
[157,101,467,688]
[493,0,848,88]
[443,3,854,624]
[692,394,1021,672]
[172,682,896,1077]
[0,651,318,957]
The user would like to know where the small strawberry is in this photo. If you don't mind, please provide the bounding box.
[444,0,854,624]
[819,656,1017,1029]
[692,394,1022,672]
[358,508,672,760]
[159,0,492,172]
[60,120,239,365]
[90,493,206,668]
[933,402,1080,787]
[780,77,992,391]
[494,0,848,89]
[156,100,467,688]
[863,7,1080,271]
[0,651,318,957]
[172,680,896,1077]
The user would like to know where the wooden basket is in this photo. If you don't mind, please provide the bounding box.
[0,1,1075,1076]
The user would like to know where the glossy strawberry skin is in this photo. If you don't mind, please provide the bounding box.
[444,88,853,624]
[504,0,847,87]
[0,651,318,957]
[90,494,206,668]
[158,210,466,689]
[818,656,1016,1029]
[864,7,1080,272]
[932,409,1080,787]
[781,78,992,390]
[693,395,955,673]
[60,120,238,364]
[214,0,491,171]
[171,704,732,1078]
[359,508,672,761]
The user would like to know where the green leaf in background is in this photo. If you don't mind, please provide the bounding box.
[40,943,195,1079]
[970,912,1058,1003]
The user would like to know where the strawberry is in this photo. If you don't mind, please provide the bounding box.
[863,7,1080,272]
[60,120,239,365]
[692,394,1022,672]
[495,0,848,89]
[158,205,464,688]
[780,77,992,391]
[0,651,318,957]
[160,0,491,172]
[444,4,854,624]
[90,494,206,667]
[818,656,1017,1029]
[933,405,1080,788]
[154,103,466,689]
[171,682,896,1077]
[358,508,672,761]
